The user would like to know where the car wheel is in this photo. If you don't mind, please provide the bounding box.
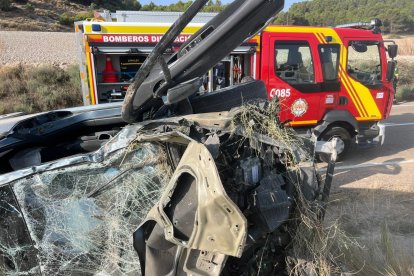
[318,126,352,162]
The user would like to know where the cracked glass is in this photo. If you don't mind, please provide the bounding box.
[1,142,170,275]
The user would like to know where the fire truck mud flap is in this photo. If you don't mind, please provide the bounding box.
[134,141,247,276]
[374,122,386,145]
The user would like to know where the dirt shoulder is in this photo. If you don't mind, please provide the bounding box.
[0,31,77,67]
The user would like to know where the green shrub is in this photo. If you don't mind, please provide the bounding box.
[0,64,83,115]
[0,0,12,11]
[59,11,93,26]
[58,13,72,25]
[397,62,414,86]
[396,85,414,102]
[25,3,34,11]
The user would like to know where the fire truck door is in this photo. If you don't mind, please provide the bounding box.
[264,33,338,125]
[342,38,384,121]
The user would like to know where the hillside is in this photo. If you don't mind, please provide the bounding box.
[0,0,87,31]
[0,0,141,31]
[0,0,226,31]
[0,0,90,31]
[274,0,414,34]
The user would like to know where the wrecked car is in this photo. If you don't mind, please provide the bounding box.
[0,99,322,275]
[1,0,336,275]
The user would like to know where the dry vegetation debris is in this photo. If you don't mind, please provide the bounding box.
[0,64,82,114]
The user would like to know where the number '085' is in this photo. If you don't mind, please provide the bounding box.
[270,88,291,98]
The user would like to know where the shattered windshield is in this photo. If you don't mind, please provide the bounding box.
[1,142,170,275]
[347,41,382,86]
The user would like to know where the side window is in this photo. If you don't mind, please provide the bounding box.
[347,41,382,86]
[319,44,340,81]
[275,41,315,84]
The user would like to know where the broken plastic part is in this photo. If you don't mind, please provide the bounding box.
[240,157,262,186]
[249,171,291,232]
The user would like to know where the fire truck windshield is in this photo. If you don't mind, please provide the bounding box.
[347,41,382,86]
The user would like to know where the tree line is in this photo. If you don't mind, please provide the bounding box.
[92,0,414,33]
[67,0,226,13]
[274,0,414,34]
[5,0,409,34]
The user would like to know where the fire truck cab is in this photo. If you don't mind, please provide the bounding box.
[258,22,397,160]
[75,12,397,160]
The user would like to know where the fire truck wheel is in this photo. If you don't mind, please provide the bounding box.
[318,126,352,162]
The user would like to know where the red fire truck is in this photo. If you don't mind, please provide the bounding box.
[76,12,397,160]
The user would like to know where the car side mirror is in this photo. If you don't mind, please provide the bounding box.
[388,44,398,59]
[386,60,396,81]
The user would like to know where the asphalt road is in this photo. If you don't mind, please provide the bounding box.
[324,102,414,194]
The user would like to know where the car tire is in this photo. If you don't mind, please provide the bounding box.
[318,126,352,162]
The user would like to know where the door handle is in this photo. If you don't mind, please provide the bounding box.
[339,96,348,105]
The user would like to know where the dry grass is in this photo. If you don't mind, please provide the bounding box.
[396,37,414,56]
[286,161,414,276]
[320,176,414,276]
[0,64,82,114]
[342,227,414,276]
[287,193,414,275]
[233,99,306,156]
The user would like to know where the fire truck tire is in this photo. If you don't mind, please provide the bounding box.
[318,126,352,162]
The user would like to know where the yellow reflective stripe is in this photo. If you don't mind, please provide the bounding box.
[337,44,369,117]
[356,117,381,121]
[320,33,328,44]
[340,67,366,117]
[288,120,318,126]
[85,40,96,105]
[314,33,324,44]
[265,26,340,44]
[348,77,382,119]
[316,32,326,44]
[88,34,102,40]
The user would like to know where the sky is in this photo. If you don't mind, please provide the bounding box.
[139,0,304,11]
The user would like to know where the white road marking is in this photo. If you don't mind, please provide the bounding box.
[383,122,414,127]
[319,159,414,171]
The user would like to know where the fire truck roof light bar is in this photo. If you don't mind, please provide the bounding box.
[335,18,382,30]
